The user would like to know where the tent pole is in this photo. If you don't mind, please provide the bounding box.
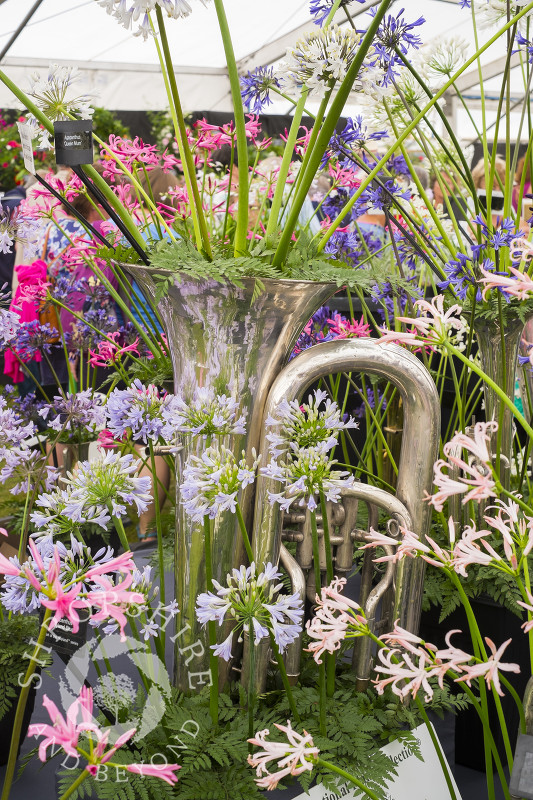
[0,0,45,64]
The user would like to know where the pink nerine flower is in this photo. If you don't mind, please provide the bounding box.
[305,577,367,664]
[125,764,181,785]
[89,332,139,367]
[379,295,464,349]
[516,589,533,632]
[247,721,319,790]
[86,573,145,641]
[455,637,520,696]
[29,688,180,783]
[40,579,86,633]
[480,264,533,300]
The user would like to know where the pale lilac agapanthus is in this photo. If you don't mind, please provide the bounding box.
[181,445,259,522]
[265,388,356,458]
[247,721,319,791]
[29,687,180,784]
[0,308,20,349]
[171,386,247,438]
[195,562,304,660]
[263,441,354,512]
[61,451,152,519]
[39,390,106,436]
[106,380,177,444]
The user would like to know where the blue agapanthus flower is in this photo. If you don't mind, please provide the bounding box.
[321,116,388,169]
[369,8,425,84]
[471,215,517,259]
[309,0,365,27]
[438,253,482,301]
[240,66,281,114]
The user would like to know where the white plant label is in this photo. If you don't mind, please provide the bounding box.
[290,723,462,800]
[17,121,36,175]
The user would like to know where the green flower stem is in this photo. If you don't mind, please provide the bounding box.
[58,769,90,800]
[149,441,165,650]
[319,490,336,698]
[1,608,52,800]
[272,0,393,267]
[235,502,254,563]
[248,632,256,751]
[266,92,308,242]
[310,510,326,735]
[316,0,533,253]
[153,8,211,256]
[445,341,533,441]
[267,630,300,723]
[211,0,249,256]
[317,759,380,800]
[323,0,344,26]
[203,515,218,727]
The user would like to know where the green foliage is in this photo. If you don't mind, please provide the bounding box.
[92,108,131,143]
[0,615,51,721]
[147,235,417,302]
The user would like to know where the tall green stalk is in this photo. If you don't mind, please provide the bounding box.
[203,516,219,727]
[211,0,250,255]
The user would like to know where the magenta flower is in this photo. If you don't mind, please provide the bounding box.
[88,332,140,367]
[86,573,145,641]
[29,687,180,784]
[247,721,319,790]
[125,764,181,785]
[40,579,86,633]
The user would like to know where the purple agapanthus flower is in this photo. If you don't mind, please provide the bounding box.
[180,445,259,522]
[13,320,59,360]
[106,379,177,444]
[438,253,482,301]
[368,7,425,84]
[309,0,365,27]
[170,386,247,438]
[471,215,517,259]
[0,308,20,349]
[195,561,303,660]
[39,389,106,435]
[240,66,281,114]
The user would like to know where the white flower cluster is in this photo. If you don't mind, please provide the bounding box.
[96,0,211,40]
[28,64,94,128]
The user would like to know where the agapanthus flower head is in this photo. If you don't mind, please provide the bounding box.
[309,0,365,26]
[28,64,94,123]
[281,25,365,98]
[196,561,303,660]
[240,66,281,114]
[106,379,177,444]
[0,208,18,255]
[181,445,259,522]
[39,390,106,436]
[61,451,152,520]
[417,35,469,83]
[264,388,356,458]
[96,0,211,40]
[247,721,319,790]
[12,320,59,361]
[171,386,247,437]
[263,441,355,512]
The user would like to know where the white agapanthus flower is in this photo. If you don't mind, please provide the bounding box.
[96,0,211,40]
[280,25,368,99]
[416,36,469,87]
[474,0,533,30]
[27,64,94,124]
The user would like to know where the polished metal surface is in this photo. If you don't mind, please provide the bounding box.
[473,316,528,490]
[250,338,440,688]
[124,266,335,691]
[279,544,306,685]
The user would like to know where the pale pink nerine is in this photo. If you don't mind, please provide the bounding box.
[361,525,453,569]
[427,422,498,512]
[452,523,503,578]
[305,577,366,664]
[455,637,520,696]
[480,263,533,300]
[374,629,475,701]
[247,721,319,790]
[517,589,533,633]
[379,295,463,347]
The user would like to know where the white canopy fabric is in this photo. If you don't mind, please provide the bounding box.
[0,0,528,139]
